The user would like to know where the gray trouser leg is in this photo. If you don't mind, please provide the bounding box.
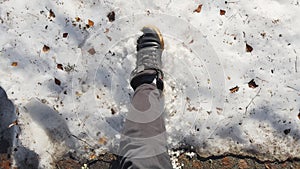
[118,83,172,169]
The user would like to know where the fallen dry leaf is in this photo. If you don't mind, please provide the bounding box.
[246,43,253,52]
[272,19,280,24]
[57,64,63,70]
[298,112,300,120]
[107,11,115,22]
[111,108,116,115]
[11,62,18,66]
[261,32,266,38]
[187,106,198,112]
[88,48,96,55]
[99,137,107,145]
[42,45,50,53]
[75,91,82,96]
[87,19,94,27]
[75,17,81,22]
[230,86,239,93]
[216,107,223,114]
[248,79,258,89]
[220,9,226,15]
[106,36,112,41]
[63,33,68,38]
[8,120,18,128]
[54,78,61,86]
[104,28,109,33]
[193,4,203,13]
[146,10,151,16]
[216,107,223,111]
[49,9,55,18]
[284,128,291,135]
[238,159,249,169]
[89,153,97,160]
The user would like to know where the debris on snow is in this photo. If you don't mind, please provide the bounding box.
[193,4,203,13]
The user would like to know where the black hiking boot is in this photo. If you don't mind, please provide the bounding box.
[130,26,164,91]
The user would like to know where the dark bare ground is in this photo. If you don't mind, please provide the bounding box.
[178,154,300,169]
[53,152,300,169]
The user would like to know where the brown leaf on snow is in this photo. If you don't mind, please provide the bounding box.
[88,48,96,55]
[8,120,18,128]
[298,112,300,120]
[230,86,239,93]
[216,107,223,114]
[87,19,94,27]
[11,62,18,67]
[107,11,115,22]
[246,43,253,52]
[248,79,258,89]
[42,45,50,53]
[104,28,109,33]
[54,78,61,86]
[99,137,107,145]
[216,107,223,111]
[75,91,82,96]
[111,108,116,115]
[106,36,112,41]
[187,106,198,112]
[193,4,203,13]
[284,128,291,135]
[49,9,55,18]
[261,32,266,38]
[63,33,68,38]
[220,9,226,15]
[57,64,64,70]
[272,19,280,24]
[75,17,81,22]
[238,159,249,169]
[89,153,96,160]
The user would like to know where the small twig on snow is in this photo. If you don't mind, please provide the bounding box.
[296,55,298,73]
[244,88,261,115]
[71,134,93,147]
[286,85,300,92]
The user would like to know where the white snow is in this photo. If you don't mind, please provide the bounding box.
[0,0,299,168]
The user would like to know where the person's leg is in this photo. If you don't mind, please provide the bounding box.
[115,26,172,169]
[118,82,172,169]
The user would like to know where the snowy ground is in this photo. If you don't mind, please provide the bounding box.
[0,0,299,168]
